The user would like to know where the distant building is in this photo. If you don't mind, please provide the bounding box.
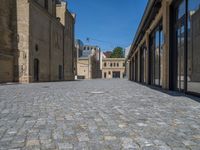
[77,44,102,79]
[82,45,100,58]
[75,39,84,57]
[102,58,125,79]
[103,51,112,58]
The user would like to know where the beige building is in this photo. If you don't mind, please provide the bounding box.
[0,0,75,83]
[102,58,125,79]
[127,0,200,96]
[77,55,101,79]
[77,57,91,79]
[77,44,101,79]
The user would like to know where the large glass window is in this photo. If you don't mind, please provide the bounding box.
[155,30,160,85]
[187,0,200,94]
[150,24,163,86]
[140,44,146,83]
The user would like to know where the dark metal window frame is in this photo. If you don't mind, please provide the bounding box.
[170,0,200,97]
[148,20,163,87]
[170,0,187,92]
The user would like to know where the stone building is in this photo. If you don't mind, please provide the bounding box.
[77,57,92,79]
[102,58,125,79]
[127,0,200,96]
[77,44,102,79]
[0,0,75,83]
[82,45,100,57]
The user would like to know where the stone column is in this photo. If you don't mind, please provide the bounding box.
[162,0,170,89]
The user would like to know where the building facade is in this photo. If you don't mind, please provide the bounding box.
[127,0,200,96]
[77,55,101,79]
[77,57,92,79]
[0,0,75,83]
[102,58,125,79]
[82,45,100,57]
[77,44,102,79]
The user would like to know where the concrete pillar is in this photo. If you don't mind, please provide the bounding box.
[162,0,170,89]
[138,50,141,82]
[132,57,134,81]
[128,60,131,80]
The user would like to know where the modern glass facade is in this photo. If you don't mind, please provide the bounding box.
[128,0,200,97]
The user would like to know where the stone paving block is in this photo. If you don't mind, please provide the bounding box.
[77,132,89,142]
[0,80,200,149]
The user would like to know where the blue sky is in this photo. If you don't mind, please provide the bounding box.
[66,0,148,51]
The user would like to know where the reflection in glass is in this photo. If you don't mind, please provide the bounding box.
[178,0,186,19]
[160,30,164,86]
[140,44,146,83]
[150,25,163,86]
[155,31,160,85]
[187,0,200,94]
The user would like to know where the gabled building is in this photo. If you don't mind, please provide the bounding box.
[127,0,200,96]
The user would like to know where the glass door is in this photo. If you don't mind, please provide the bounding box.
[176,21,185,91]
[174,0,186,91]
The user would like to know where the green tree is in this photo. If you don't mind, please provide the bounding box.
[110,47,124,58]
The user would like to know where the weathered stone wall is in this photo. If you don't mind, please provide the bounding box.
[77,58,90,79]
[64,10,75,80]
[16,0,31,83]
[0,0,17,82]
[56,2,66,26]
[33,0,56,17]
[29,0,64,82]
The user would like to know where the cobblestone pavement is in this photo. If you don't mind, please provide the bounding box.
[0,79,200,150]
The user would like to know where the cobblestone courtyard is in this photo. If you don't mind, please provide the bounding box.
[0,79,200,150]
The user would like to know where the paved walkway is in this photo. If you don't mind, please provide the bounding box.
[0,79,200,150]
